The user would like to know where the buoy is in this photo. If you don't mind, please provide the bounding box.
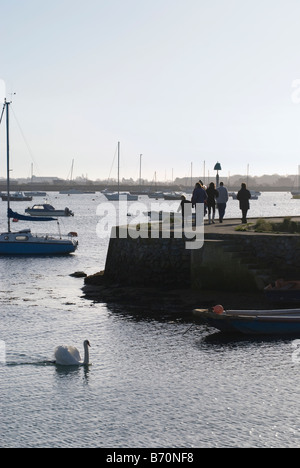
[213,304,224,315]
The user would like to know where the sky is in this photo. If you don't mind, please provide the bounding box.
[1,0,300,182]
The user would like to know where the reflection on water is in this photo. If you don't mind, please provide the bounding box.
[0,193,300,447]
[54,364,91,382]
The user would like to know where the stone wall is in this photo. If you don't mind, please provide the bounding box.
[104,226,191,288]
[205,232,300,272]
[102,226,300,291]
[191,240,259,291]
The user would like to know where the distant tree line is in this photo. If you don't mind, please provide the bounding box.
[0,173,298,192]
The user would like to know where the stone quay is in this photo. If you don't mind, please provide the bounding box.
[83,216,300,314]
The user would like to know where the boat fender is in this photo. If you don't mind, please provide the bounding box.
[213,305,224,315]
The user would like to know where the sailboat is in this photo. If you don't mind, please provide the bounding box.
[59,160,95,194]
[103,142,138,201]
[0,99,78,255]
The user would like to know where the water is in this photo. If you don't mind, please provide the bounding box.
[1,191,300,448]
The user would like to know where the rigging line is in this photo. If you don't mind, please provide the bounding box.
[66,159,74,181]
[0,102,6,126]
[107,144,118,183]
[9,104,58,206]
[10,104,42,176]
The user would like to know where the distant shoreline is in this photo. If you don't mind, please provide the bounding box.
[0,182,297,193]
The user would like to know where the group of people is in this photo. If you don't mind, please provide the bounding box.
[178,180,251,225]
[191,180,229,224]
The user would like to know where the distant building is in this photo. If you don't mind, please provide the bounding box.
[14,176,65,185]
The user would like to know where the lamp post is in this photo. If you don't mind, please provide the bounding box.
[214,162,222,187]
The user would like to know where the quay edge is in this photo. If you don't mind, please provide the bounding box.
[83,218,300,311]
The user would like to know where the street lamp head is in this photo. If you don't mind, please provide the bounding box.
[214,162,222,171]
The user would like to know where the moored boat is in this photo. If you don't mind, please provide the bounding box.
[24,191,47,197]
[25,204,74,217]
[230,190,260,200]
[0,97,78,256]
[104,191,138,201]
[148,191,164,199]
[163,191,183,200]
[103,143,138,201]
[59,188,95,194]
[193,305,300,335]
[0,230,78,255]
[1,191,32,201]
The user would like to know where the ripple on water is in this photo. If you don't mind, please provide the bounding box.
[1,193,300,447]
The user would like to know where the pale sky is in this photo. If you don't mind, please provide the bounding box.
[1,0,300,182]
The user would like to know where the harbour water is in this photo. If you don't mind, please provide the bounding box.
[1,191,300,448]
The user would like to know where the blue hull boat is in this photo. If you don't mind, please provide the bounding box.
[193,307,300,335]
[229,316,300,335]
[0,98,78,256]
[0,230,77,255]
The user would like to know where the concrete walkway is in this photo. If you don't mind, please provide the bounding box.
[203,216,300,235]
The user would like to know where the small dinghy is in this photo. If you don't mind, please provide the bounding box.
[193,305,300,335]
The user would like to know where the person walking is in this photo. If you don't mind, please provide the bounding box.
[206,182,218,224]
[237,182,251,223]
[216,181,229,223]
[177,195,192,228]
[192,182,208,208]
[191,182,207,226]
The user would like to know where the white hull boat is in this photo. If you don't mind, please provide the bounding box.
[25,204,74,217]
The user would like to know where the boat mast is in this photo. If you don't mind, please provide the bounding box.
[70,158,74,182]
[5,99,11,233]
[117,141,120,197]
[139,153,142,187]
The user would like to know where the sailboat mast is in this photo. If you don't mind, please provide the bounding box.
[70,158,74,182]
[117,141,120,196]
[139,154,142,187]
[6,100,10,233]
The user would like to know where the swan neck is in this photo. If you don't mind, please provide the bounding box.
[83,343,89,365]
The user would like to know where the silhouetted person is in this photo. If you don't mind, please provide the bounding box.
[237,183,251,223]
[206,182,218,224]
[216,181,229,223]
[177,195,192,227]
[192,182,207,207]
[192,182,207,227]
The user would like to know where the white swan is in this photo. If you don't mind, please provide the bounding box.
[54,340,91,366]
